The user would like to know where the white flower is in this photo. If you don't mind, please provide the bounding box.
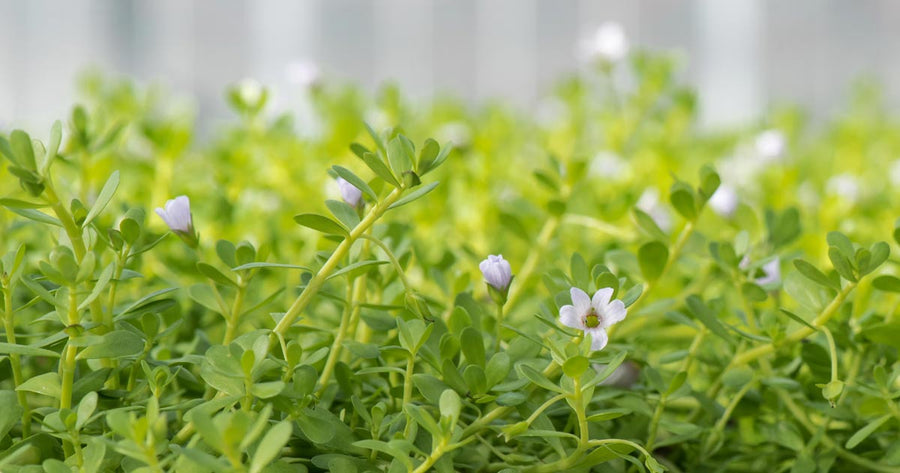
[285,60,320,87]
[826,173,860,203]
[155,195,194,235]
[756,258,781,286]
[336,177,363,207]
[589,151,626,179]
[755,129,786,162]
[708,184,738,217]
[237,79,265,106]
[559,287,627,351]
[479,255,513,292]
[582,22,629,63]
[891,160,900,186]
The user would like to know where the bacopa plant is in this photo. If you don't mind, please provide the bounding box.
[2,43,900,473]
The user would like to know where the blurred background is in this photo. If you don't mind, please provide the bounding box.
[1,0,897,135]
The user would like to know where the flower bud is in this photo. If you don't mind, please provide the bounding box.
[155,195,198,248]
[336,177,363,208]
[480,255,513,304]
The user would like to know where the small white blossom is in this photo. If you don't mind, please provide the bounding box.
[891,160,900,186]
[285,60,320,87]
[236,79,265,106]
[155,195,194,235]
[708,184,738,218]
[479,255,513,292]
[589,151,626,179]
[581,22,629,63]
[559,287,627,351]
[336,177,363,207]
[755,129,786,162]
[756,258,781,286]
[826,173,860,203]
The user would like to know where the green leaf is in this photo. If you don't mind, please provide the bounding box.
[638,241,668,282]
[296,407,337,444]
[78,263,115,310]
[82,170,120,227]
[332,165,377,201]
[666,371,687,395]
[0,342,60,358]
[860,241,890,276]
[231,262,312,272]
[846,414,891,449]
[563,356,590,379]
[388,181,440,210]
[0,198,47,209]
[10,130,36,170]
[741,282,767,302]
[9,208,62,226]
[460,327,485,367]
[359,151,399,187]
[439,389,462,425]
[828,246,857,282]
[326,260,388,281]
[779,309,816,330]
[197,262,238,287]
[41,120,62,174]
[874,275,900,293]
[0,390,24,440]
[16,372,61,398]
[421,142,452,175]
[622,284,643,308]
[387,136,412,175]
[632,207,667,239]
[518,364,563,393]
[793,259,839,291]
[826,231,855,261]
[293,213,349,237]
[685,295,732,343]
[669,182,697,220]
[352,440,413,470]
[325,199,360,229]
[698,164,720,201]
[77,330,144,359]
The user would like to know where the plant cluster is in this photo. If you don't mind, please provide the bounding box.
[2,44,900,473]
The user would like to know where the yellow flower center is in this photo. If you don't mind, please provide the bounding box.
[584,311,601,329]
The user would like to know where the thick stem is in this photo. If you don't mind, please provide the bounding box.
[60,286,80,410]
[494,302,505,353]
[223,281,247,345]
[44,181,87,261]
[273,188,403,337]
[572,376,590,445]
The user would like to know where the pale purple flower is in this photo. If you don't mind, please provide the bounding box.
[756,258,781,286]
[581,22,629,63]
[708,184,738,217]
[559,287,627,351]
[755,129,786,162]
[337,177,363,207]
[155,196,193,235]
[636,188,672,232]
[479,255,513,292]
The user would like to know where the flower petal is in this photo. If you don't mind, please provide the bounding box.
[592,287,614,311]
[155,208,174,230]
[570,287,591,315]
[601,300,627,328]
[559,305,582,330]
[588,329,609,352]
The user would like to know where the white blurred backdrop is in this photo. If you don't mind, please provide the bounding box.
[1,0,898,133]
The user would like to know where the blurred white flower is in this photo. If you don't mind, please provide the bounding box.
[827,173,860,203]
[237,79,265,106]
[589,151,626,179]
[285,60,320,87]
[559,287,627,351]
[891,160,900,185]
[708,184,738,218]
[740,256,781,287]
[581,22,629,63]
[155,195,193,235]
[636,188,672,232]
[336,177,363,208]
[479,255,513,292]
[435,121,472,148]
[755,129,786,162]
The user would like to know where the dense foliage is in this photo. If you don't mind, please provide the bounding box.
[2,48,900,473]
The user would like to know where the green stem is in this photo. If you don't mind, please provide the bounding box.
[60,286,80,410]
[360,233,411,291]
[316,282,356,396]
[44,180,87,261]
[702,378,755,454]
[412,440,447,473]
[523,393,568,427]
[223,280,247,345]
[402,354,415,435]
[647,328,706,451]
[494,302,505,353]
[3,283,31,436]
[572,376,590,445]
[730,283,856,367]
[505,216,560,310]
[273,188,403,337]
[820,326,839,383]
